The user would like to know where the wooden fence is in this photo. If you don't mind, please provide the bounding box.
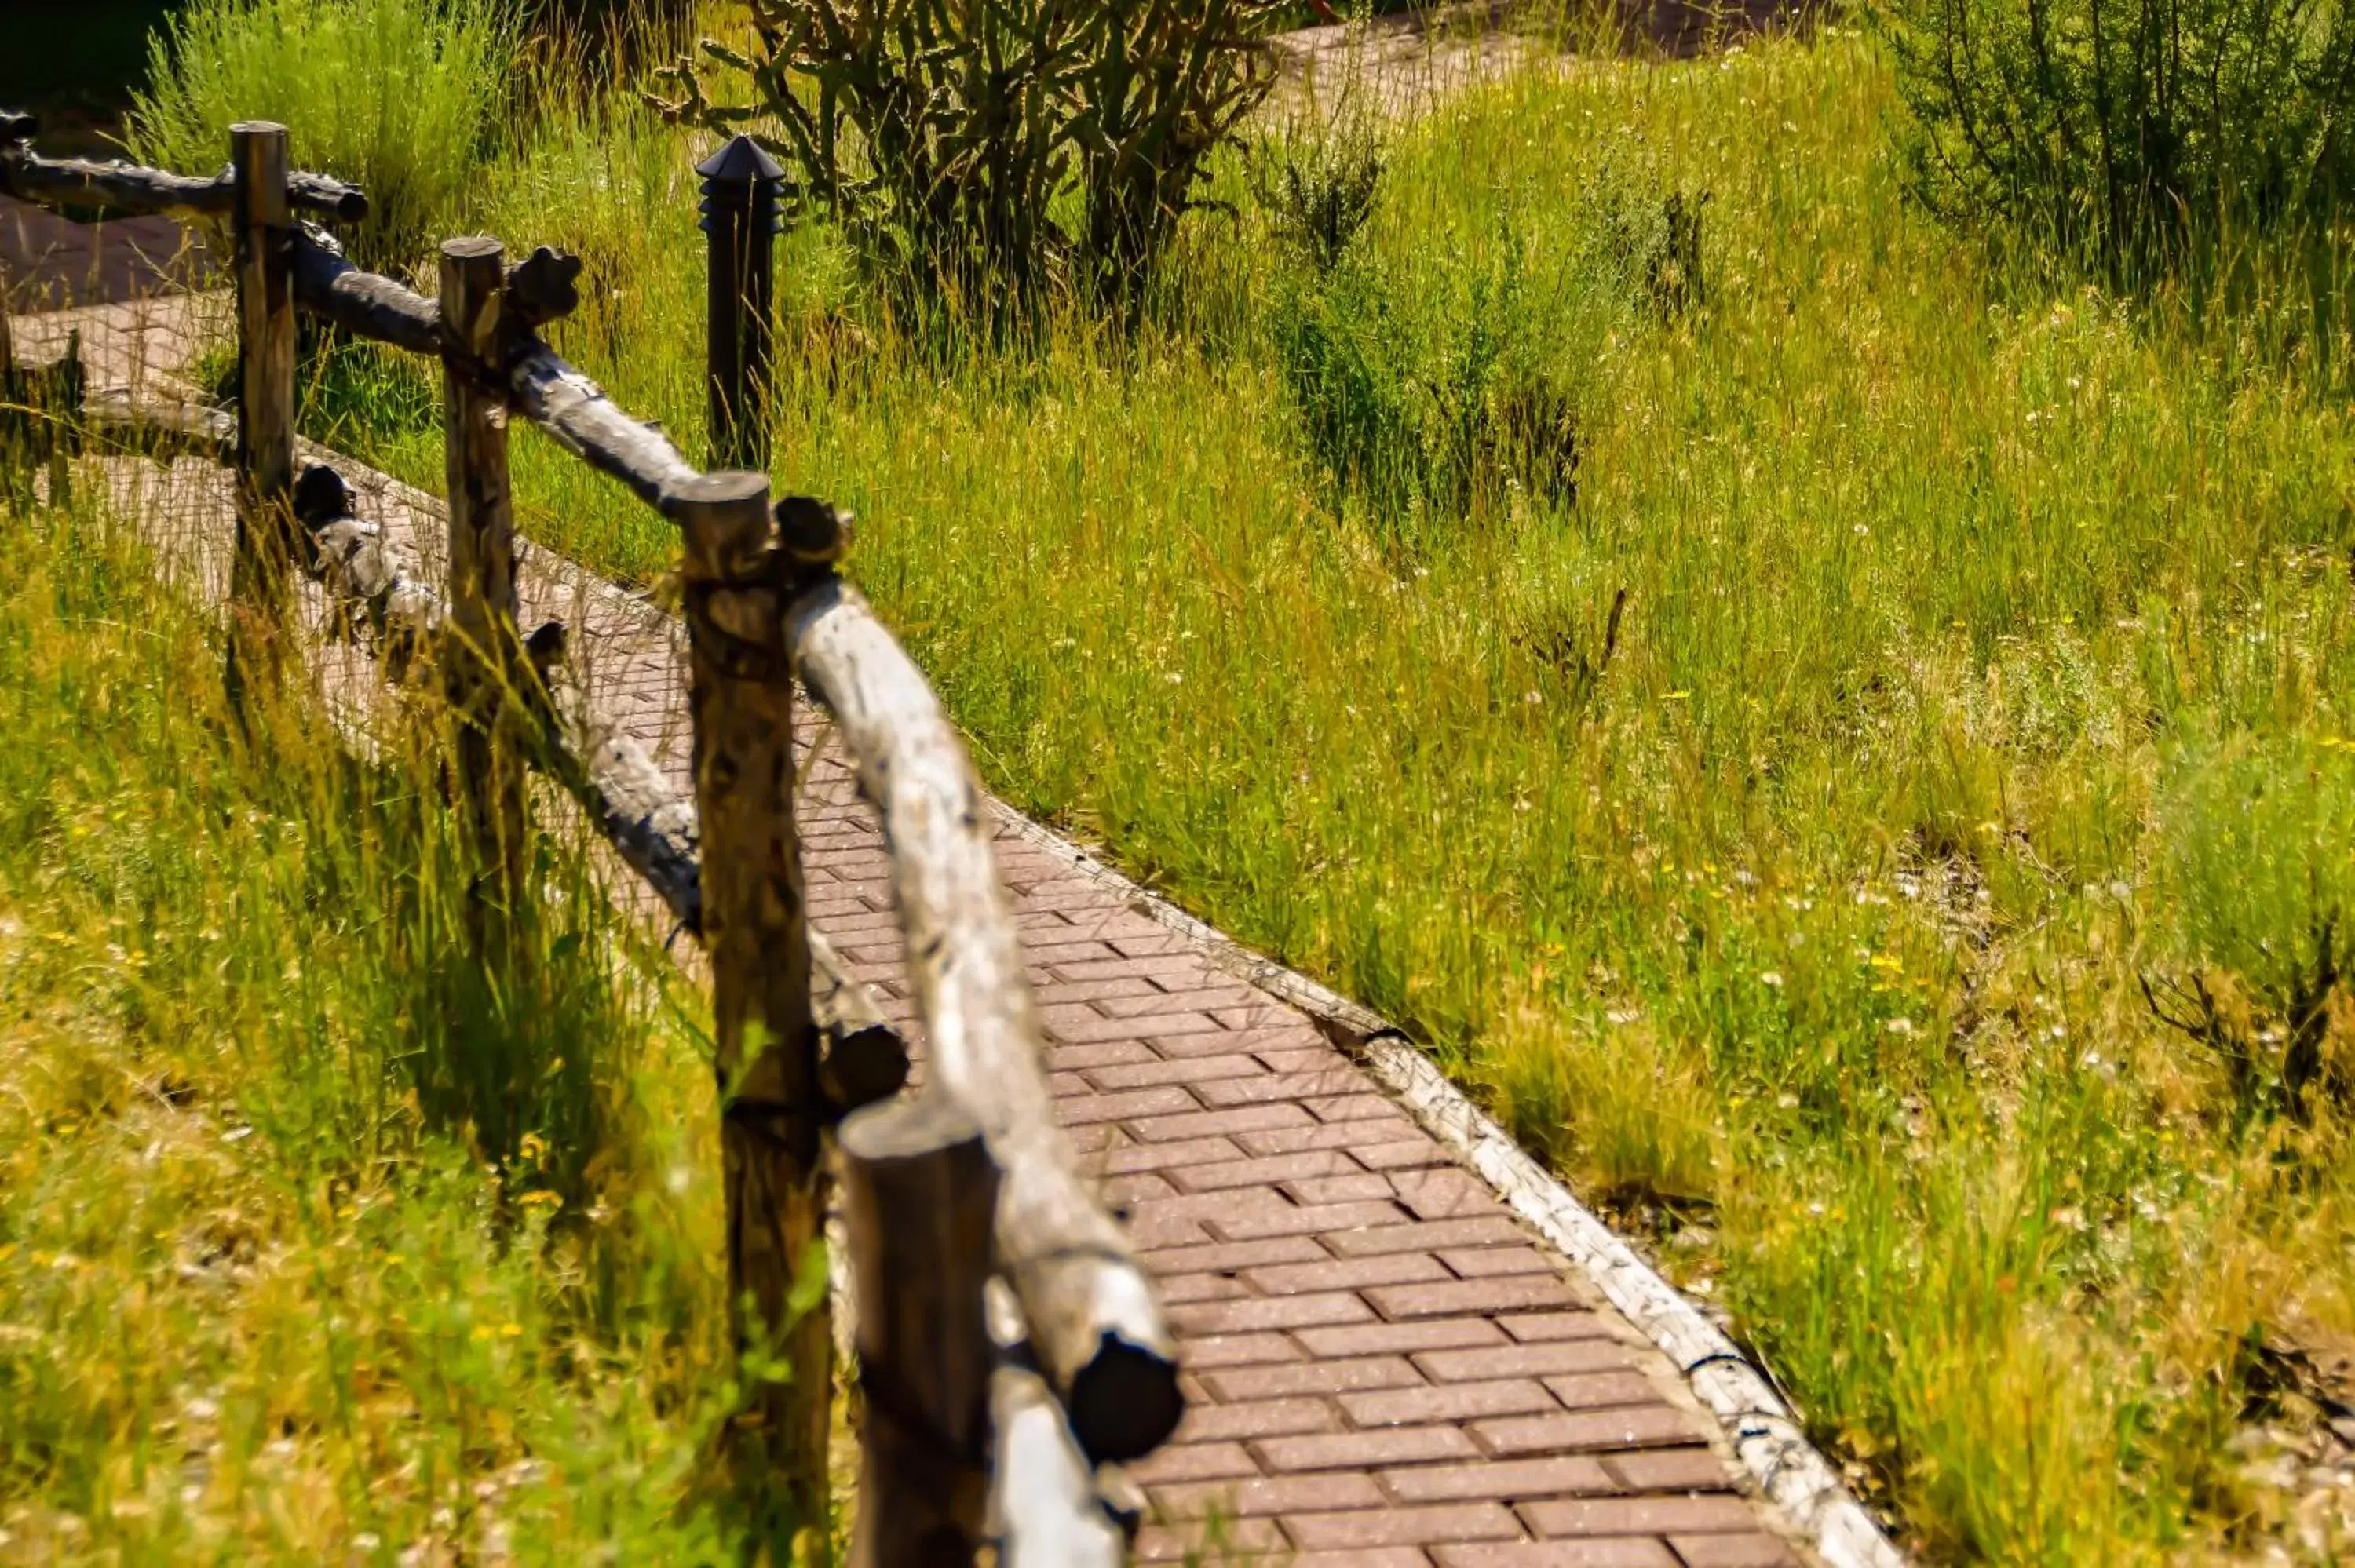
[0,113,1178,1564]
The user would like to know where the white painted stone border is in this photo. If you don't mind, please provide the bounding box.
[985,804,1908,1568]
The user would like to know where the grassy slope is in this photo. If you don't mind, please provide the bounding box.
[0,504,778,1562]
[303,31,2355,1564]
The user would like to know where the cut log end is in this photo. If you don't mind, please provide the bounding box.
[524,618,568,673]
[440,233,506,263]
[1064,1335,1185,1464]
[506,246,585,328]
[775,495,853,567]
[293,461,351,527]
[821,1023,908,1116]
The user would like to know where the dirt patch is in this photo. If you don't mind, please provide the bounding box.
[1272,0,1820,118]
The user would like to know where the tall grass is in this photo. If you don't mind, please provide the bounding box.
[296,22,2355,1563]
[0,499,776,1559]
[126,0,524,273]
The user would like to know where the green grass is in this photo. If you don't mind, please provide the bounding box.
[0,499,812,1561]
[126,0,526,275]
[268,20,2355,1566]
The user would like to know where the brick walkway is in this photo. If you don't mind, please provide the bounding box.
[1,194,210,311]
[808,796,1799,1568]
[9,286,1814,1568]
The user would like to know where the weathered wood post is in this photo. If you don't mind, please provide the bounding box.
[674,472,831,1533]
[438,236,530,909]
[0,297,24,514]
[39,329,79,513]
[697,136,783,472]
[226,121,296,708]
[840,1096,999,1566]
[2,115,32,511]
[0,311,83,515]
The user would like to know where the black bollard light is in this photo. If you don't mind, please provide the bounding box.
[696,134,785,473]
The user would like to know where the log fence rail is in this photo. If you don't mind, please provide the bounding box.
[0,110,1175,1566]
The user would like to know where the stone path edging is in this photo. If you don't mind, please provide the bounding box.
[984,811,1908,1568]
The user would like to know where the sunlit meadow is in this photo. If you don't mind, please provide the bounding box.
[72,6,2355,1562]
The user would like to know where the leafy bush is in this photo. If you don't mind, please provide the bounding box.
[1887,0,2355,285]
[128,0,524,274]
[2159,738,2355,1124]
[652,1,1289,320]
[1252,110,1387,274]
[1272,242,1588,551]
[1263,150,1707,549]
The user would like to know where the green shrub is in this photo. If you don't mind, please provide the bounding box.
[1887,0,2355,286]
[1263,151,1705,549]
[2160,738,2355,1124]
[1272,258,1421,518]
[1252,110,1388,274]
[653,1,1288,321]
[1272,239,1590,552]
[127,0,524,275]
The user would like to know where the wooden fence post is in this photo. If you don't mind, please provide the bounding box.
[674,472,831,1534]
[840,1096,999,1566]
[0,304,26,514]
[698,136,782,472]
[438,236,530,911]
[226,121,295,709]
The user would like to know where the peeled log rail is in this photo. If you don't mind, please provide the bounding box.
[81,388,236,464]
[990,1362,1128,1566]
[521,622,905,1112]
[290,235,587,359]
[290,230,439,357]
[294,465,444,675]
[786,574,1184,1464]
[287,232,703,515]
[540,681,903,1110]
[985,1282,1129,1567]
[520,655,903,1102]
[506,342,701,513]
[526,620,705,928]
[0,144,367,224]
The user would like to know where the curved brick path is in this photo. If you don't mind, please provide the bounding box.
[9,285,1813,1567]
[806,780,1800,1568]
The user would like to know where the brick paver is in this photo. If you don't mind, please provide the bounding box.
[1,195,210,312]
[5,280,1807,1566]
